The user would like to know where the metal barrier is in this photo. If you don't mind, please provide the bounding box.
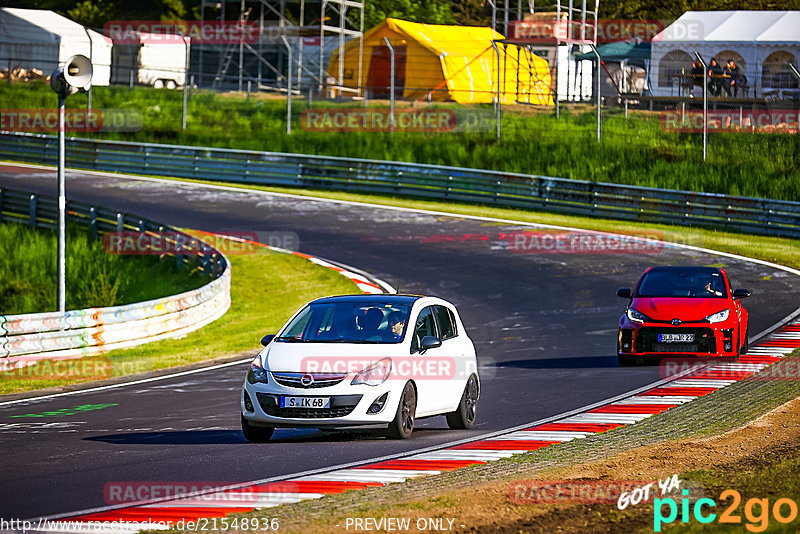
[1,130,800,238]
[0,187,231,365]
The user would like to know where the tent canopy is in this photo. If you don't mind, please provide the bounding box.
[0,7,112,85]
[575,41,651,62]
[650,11,800,96]
[328,18,552,104]
[655,11,800,43]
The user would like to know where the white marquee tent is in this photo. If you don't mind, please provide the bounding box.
[651,11,800,97]
[0,7,112,85]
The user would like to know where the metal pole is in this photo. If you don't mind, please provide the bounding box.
[238,0,244,92]
[383,37,395,132]
[57,93,66,313]
[695,52,707,161]
[281,35,292,135]
[492,41,502,141]
[590,44,600,141]
[504,0,509,37]
[181,32,189,130]
[83,27,93,125]
[199,0,205,87]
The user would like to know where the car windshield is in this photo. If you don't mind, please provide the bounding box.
[636,269,728,298]
[276,301,412,343]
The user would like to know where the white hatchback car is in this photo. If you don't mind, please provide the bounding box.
[241,294,480,441]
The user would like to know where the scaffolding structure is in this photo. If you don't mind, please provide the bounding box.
[198,0,363,94]
[494,0,599,103]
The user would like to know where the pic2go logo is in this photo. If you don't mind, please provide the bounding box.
[654,489,799,532]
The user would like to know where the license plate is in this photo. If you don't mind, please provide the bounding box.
[280,396,330,409]
[658,333,695,343]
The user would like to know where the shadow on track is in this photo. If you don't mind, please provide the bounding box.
[84,427,453,445]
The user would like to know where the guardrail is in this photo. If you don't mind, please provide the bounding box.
[0,187,231,366]
[1,131,800,238]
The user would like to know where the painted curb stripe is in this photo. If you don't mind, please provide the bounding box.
[48,323,800,530]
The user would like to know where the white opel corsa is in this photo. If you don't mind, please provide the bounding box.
[241,294,480,441]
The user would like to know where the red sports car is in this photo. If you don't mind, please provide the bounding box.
[616,266,750,365]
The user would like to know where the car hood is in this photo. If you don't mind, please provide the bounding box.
[631,297,730,322]
[260,341,400,374]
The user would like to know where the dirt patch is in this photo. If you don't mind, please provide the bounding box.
[288,396,800,533]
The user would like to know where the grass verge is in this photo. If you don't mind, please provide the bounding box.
[0,237,359,396]
[2,80,799,201]
[208,351,800,534]
[0,222,206,314]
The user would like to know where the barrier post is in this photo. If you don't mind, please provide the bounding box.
[29,194,37,228]
[590,44,601,142]
[695,52,708,161]
[89,207,97,240]
[280,36,292,135]
[492,41,502,141]
[383,37,395,132]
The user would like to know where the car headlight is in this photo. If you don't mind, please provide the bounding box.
[705,309,730,324]
[247,358,268,384]
[626,308,650,324]
[351,358,392,386]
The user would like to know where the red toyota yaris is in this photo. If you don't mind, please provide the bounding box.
[616,266,750,366]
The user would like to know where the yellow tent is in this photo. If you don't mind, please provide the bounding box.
[327,18,553,105]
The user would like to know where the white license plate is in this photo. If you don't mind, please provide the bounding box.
[658,333,695,343]
[280,396,330,409]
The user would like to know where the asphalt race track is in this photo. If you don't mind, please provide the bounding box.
[1,164,799,521]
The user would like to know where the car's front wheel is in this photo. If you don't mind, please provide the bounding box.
[740,326,749,356]
[241,415,274,442]
[446,375,479,429]
[387,382,416,439]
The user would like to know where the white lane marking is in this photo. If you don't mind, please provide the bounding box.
[297,469,435,483]
[0,359,251,408]
[557,413,656,424]
[489,430,590,441]
[611,397,683,405]
[663,379,738,388]
[143,492,326,508]
[409,450,522,461]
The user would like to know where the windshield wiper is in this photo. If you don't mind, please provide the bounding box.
[275,336,306,342]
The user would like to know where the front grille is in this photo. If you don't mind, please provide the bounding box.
[636,327,716,354]
[271,372,347,389]
[256,393,362,419]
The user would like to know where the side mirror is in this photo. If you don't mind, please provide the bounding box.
[420,335,442,353]
[260,334,275,347]
[616,288,632,299]
[733,289,751,299]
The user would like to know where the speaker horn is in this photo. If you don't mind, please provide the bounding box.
[63,54,93,91]
[50,54,93,96]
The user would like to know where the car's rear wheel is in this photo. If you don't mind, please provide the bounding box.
[446,375,479,429]
[387,382,416,439]
[241,415,274,442]
[618,354,637,366]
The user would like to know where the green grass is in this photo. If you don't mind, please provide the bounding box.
[3,80,799,201]
[0,239,359,395]
[0,222,206,314]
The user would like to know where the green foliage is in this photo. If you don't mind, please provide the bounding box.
[364,0,455,29]
[0,222,205,314]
